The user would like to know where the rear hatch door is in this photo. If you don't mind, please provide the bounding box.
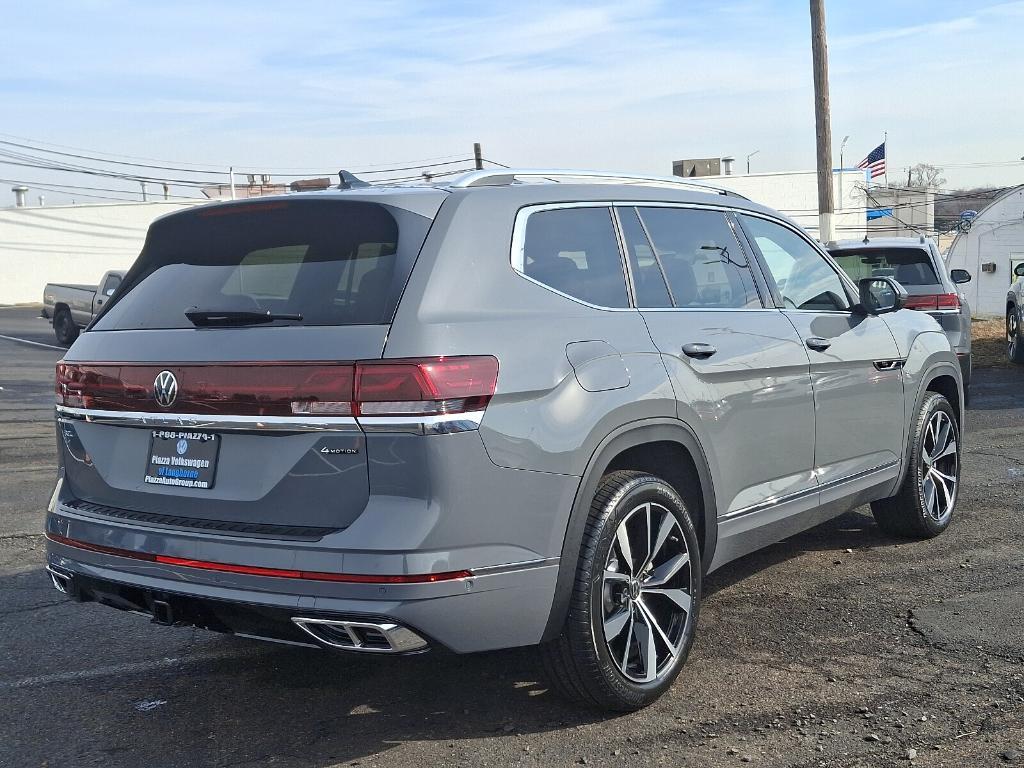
[57,194,442,534]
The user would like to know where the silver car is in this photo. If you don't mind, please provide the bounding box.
[827,237,973,395]
[46,170,963,711]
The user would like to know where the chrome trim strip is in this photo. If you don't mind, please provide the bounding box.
[469,557,560,577]
[56,406,361,432]
[721,461,899,521]
[358,411,485,435]
[55,405,484,435]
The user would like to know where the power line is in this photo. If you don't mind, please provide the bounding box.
[0,176,205,201]
[0,132,471,174]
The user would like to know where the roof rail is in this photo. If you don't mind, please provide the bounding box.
[448,169,748,199]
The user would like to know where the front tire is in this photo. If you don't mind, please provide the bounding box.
[541,471,702,711]
[1008,305,1024,364]
[871,393,960,538]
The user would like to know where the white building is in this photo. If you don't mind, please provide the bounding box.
[0,200,203,305]
[945,185,1024,318]
[692,169,868,241]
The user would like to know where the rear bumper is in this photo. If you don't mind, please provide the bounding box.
[46,532,560,654]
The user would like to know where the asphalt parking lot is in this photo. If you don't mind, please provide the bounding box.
[1,304,1022,768]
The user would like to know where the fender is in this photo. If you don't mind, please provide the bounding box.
[541,417,717,642]
[886,331,963,496]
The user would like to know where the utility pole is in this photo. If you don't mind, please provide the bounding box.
[809,0,835,242]
[473,142,483,170]
[140,181,147,201]
[229,167,236,200]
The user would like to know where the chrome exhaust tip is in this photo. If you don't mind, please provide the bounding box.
[46,565,72,595]
[291,617,428,653]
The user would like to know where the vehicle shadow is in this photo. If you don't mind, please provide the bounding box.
[703,508,895,597]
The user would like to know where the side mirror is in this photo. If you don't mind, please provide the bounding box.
[857,276,907,315]
[950,268,972,284]
[1015,263,1024,278]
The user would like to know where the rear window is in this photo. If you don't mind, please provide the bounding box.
[93,199,430,330]
[829,247,940,287]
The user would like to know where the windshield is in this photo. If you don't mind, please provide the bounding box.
[829,247,940,287]
[93,199,431,330]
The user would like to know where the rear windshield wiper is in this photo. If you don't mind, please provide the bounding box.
[184,308,304,327]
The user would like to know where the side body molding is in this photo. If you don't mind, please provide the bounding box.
[541,418,717,642]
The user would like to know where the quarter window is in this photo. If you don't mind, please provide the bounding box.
[636,207,761,309]
[522,207,630,308]
[740,215,850,311]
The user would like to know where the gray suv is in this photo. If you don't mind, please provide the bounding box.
[46,170,964,711]
[827,237,973,395]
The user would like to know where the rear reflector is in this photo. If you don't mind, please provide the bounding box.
[56,356,498,418]
[46,533,473,583]
[903,293,960,311]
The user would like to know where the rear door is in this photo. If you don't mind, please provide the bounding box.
[621,204,818,518]
[737,214,905,498]
[57,196,438,533]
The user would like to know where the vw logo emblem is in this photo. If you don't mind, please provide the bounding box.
[153,370,178,408]
[176,438,188,455]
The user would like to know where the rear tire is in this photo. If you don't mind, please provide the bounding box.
[53,307,79,346]
[1008,306,1024,364]
[871,392,960,539]
[541,470,702,711]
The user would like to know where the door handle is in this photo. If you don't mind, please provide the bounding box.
[682,343,717,359]
[805,336,831,352]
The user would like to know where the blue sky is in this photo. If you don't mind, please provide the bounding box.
[2,0,1023,202]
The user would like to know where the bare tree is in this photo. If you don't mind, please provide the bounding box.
[907,163,946,188]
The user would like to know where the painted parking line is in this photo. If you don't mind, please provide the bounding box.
[0,650,243,690]
[0,334,66,351]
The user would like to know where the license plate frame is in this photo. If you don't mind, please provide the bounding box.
[144,430,220,490]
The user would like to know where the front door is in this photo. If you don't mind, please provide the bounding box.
[617,204,817,520]
[737,214,905,499]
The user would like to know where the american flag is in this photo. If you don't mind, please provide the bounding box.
[858,142,886,179]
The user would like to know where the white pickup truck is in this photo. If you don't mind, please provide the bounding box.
[42,270,125,345]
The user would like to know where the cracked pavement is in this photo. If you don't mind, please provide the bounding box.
[1,305,1022,767]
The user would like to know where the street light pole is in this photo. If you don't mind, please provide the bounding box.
[838,135,849,210]
[746,150,760,174]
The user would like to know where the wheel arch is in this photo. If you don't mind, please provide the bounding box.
[541,418,717,642]
[888,351,963,496]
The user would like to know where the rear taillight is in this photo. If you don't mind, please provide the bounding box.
[352,357,499,416]
[55,356,498,418]
[903,293,960,311]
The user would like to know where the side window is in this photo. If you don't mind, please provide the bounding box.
[740,216,850,312]
[522,207,629,308]
[618,207,672,308]
[101,274,122,297]
[636,207,761,308]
